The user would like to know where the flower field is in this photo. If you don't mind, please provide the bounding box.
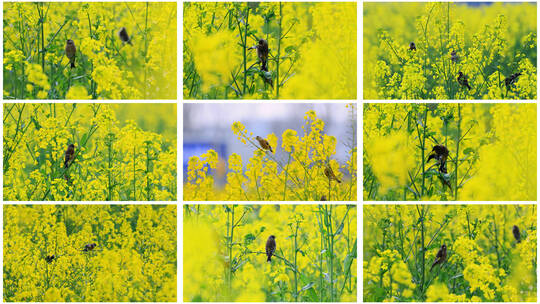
[363,103,536,201]
[364,204,537,302]
[3,2,177,99]
[183,2,357,99]
[363,2,537,99]
[3,204,177,302]
[3,103,177,201]
[184,204,357,302]
[184,106,357,201]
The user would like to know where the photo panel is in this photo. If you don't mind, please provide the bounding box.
[183,204,357,302]
[3,2,177,100]
[363,2,537,100]
[363,204,537,302]
[3,103,177,201]
[183,103,357,201]
[3,204,177,302]
[183,1,357,99]
[363,103,536,201]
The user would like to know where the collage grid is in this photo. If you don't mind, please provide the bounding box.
[0,0,538,303]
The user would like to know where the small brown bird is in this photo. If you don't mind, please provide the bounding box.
[512,225,521,243]
[451,50,459,63]
[256,136,273,153]
[251,38,269,71]
[324,164,341,183]
[427,145,449,174]
[65,39,76,68]
[430,244,447,271]
[45,255,55,263]
[118,27,132,45]
[409,42,416,51]
[83,243,96,251]
[505,72,522,90]
[457,71,471,90]
[64,144,75,168]
[266,235,276,262]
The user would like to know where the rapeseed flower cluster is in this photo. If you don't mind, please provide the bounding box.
[3,205,177,302]
[364,103,536,201]
[364,205,536,302]
[185,109,357,201]
[3,103,177,201]
[184,204,357,302]
[364,2,536,99]
[3,2,177,99]
[184,2,356,99]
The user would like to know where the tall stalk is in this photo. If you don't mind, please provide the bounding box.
[454,104,461,199]
[276,2,283,98]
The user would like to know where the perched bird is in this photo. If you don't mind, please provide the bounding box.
[250,39,269,71]
[65,39,76,68]
[512,225,521,243]
[427,145,449,174]
[409,42,416,51]
[451,50,459,63]
[457,71,471,90]
[118,27,132,45]
[430,244,447,271]
[266,235,276,262]
[324,164,341,183]
[45,255,55,263]
[320,195,327,201]
[64,144,75,168]
[255,136,273,153]
[505,72,522,90]
[83,243,96,252]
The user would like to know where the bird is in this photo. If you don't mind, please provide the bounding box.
[430,244,447,271]
[45,255,55,263]
[64,144,75,168]
[427,145,449,174]
[266,235,276,262]
[83,243,96,252]
[118,27,132,45]
[65,39,76,68]
[512,225,521,243]
[457,71,471,90]
[505,72,522,90]
[451,50,459,63]
[324,164,341,183]
[250,38,269,71]
[255,136,273,153]
[409,42,416,51]
[320,195,327,201]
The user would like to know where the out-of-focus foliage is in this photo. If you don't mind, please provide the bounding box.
[364,2,537,99]
[184,2,356,99]
[3,103,177,201]
[184,204,357,302]
[3,2,177,99]
[364,205,537,302]
[3,205,177,302]
[184,106,357,201]
[364,103,536,201]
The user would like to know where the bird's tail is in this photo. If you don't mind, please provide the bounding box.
[466,83,471,90]
[128,40,133,46]
[262,61,268,72]
[267,256,271,262]
[430,263,435,271]
[70,61,75,69]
